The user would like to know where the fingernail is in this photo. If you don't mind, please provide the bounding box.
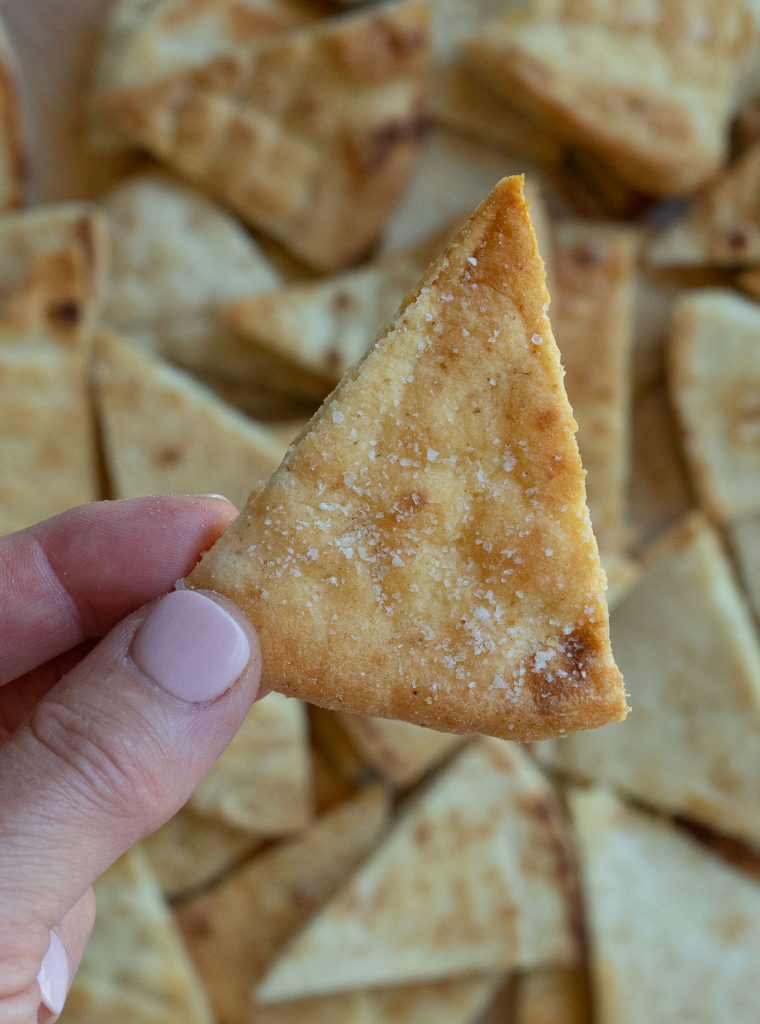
[131,591,250,703]
[38,931,68,1018]
[198,493,229,501]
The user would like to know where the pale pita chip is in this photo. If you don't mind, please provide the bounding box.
[268,417,311,448]
[515,968,591,1024]
[462,1,754,196]
[65,848,214,1024]
[175,786,390,1023]
[257,740,579,1000]
[189,693,312,836]
[0,20,24,211]
[100,3,432,270]
[601,554,639,610]
[730,512,760,621]
[362,976,504,1024]
[223,249,429,397]
[669,289,760,522]
[629,377,694,548]
[539,516,760,845]
[336,713,465,788]
[570,786,760,1024]
[88,0,318,152]
[142,807,260,901]
[93,332,286,507]
[188,177,625,742]
[553,223,637,552]
[650,142,760,268]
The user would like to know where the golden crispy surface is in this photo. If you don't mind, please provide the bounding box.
[463,0,754,196]
[101,3,431,270]
[189,176,625,741]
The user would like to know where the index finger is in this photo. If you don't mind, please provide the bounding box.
[0,495,236,685]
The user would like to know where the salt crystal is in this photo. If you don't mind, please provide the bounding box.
[531,332,543,346]
[331,409,345,424]
[467,256,478,266]
[427,448,438,462]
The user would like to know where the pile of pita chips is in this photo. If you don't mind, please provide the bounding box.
[462,0,755,196]
[540,516,760,846]
[669,289,760,522]
[188,177,626,742]
[256,740,579,1000]
[0,21,24,211]
[552,222,637,553]
[571,787,760,1024]
[94,332,286,506]
[98,3,432,270]
[65,849,215,1024]
[0,205,108,533]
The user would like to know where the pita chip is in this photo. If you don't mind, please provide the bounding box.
[462,1,754,197]
[0,21,24,211]
[650,142,760,268]
[309,708,376,789]
[257,740,579,1000]
[737,264,760,298]
[601,554,639,611]
[362,976,504,1024]
[142,807,261,901]
[730,512,760,621]
[93,332,286,506]
[539,516,760,845]
[65,848,214,1024]
[189,693,312,836]
[175,786,389,1024]
[669,289,760,522]
[311,742,357,814]
[571,787,760,1024]
[515,968,591,1024]
[0,205,108,533]
[336,713,465,788]
[100,3,431,270]
[188,177,625,742]
[553,223,637,553]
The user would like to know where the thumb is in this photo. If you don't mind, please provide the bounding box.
[0,589,260,1010]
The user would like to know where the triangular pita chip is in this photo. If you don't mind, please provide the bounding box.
[669,289,760,522]
[553,222,637,553]
[257,740,579,1000]
[0,21,24,211]
[731,512,760,621]
[600,554,639,611]
[87,0,318,151]
[362,976,504,1024]
[336,713,465,788]
[515,968,591,1024]
[570,787,760,1024]
[462,1,754,196]
[93,332,286,506]
[142,807,261,901]
[0,205,108,533]
[65,848,214,1024]
[100,3,432,270]
[188,176,625,742]
[539,516,760,845]
[189,692,312,836]
[175,786,390,1024]
[650,142,760,268]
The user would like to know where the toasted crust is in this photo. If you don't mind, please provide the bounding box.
[257,741,580,999]
[553,223,637,552]
[101,3,432,270]
[669,289,760,522]
[188,177,625,742]
[0,23,25,211]
[650,142,760,268]
[462,0,754,196]
[571,787,760,1024]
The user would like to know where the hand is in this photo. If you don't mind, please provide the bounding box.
[0,497,261,1024]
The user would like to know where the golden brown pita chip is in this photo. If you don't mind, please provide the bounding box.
[539,517,760,845]
[462,1,754,196]
[65,848,214,1024]
[650,142,760,268]
[94,332,286,506]
[257,740,579,1000]
[0,21,24,211]
[188,177,624,742]
[363,976,504,1024]
[175,786,390,1023]
[669,289,760,522]
[515,968,591,1024]
[189,693,312,836]
[571,786,760,1024]
[337,713,465,788]
[142,807,260,901]
[100,4,431,270]
[553,223,637,552]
